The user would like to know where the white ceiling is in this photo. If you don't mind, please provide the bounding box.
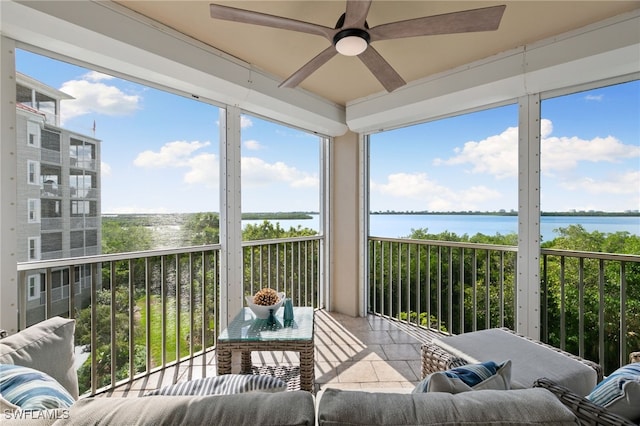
[116,1,640,106]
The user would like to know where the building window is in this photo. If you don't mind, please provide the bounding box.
[27,121,41,147]
[28,199,40,223]
[27,274,41,301]
[71,200,90,215]
[41,129,61,152]
[28,237,40,261]
[41,232,62,254]
[27,160,39,185]
[70,139,96,168]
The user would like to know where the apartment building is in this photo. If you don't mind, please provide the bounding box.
[16,72,101,325]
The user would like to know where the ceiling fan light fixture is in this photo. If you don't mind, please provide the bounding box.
[333,28,370,56]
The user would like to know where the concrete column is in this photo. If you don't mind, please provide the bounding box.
[0,37,19,333]
[330,131,360,316]
[219,106,243,329]
[517,94,542,339]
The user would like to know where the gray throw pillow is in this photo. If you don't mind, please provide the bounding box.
[0,317,78,400]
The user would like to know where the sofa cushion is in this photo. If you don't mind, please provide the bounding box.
[586,362,640,422]
[0,364,75,411]
[433,328,597,395]
[413,360,511,393]
[143,374,287,396]
[317,387,579,425]
[53,391,315,426]
[0,317,78,400]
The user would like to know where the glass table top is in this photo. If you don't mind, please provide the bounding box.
[218,307,314,342]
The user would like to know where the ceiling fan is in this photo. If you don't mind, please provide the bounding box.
[210,1,506,92]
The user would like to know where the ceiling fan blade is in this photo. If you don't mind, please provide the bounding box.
[279,46,338,88]
[210,4,335,39]
[343,0,372,28]
[369,5,506,42]
[358,46,406,92]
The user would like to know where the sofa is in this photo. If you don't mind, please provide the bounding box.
[1,317,638,425]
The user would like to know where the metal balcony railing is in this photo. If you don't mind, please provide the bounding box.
[15,234,635,395]
[40,148,61,165]
[16,236,322,396]
[367,237,640,375]
[243,235,323,308]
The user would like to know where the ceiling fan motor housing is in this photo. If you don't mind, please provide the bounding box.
[333,28,370,56]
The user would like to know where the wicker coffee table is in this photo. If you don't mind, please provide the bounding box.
[217,306,315,392]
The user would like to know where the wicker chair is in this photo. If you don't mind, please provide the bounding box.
[534,377,637,426]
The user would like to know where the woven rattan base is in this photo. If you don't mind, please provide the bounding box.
[251,365,301,391]
[217,339,314,392]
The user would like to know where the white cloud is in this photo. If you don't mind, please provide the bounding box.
[83,71,115,82]
[242,156,318,188]
[59,72,140,123]
[241,116,253,128]
[244,140,262,150]
[541,135,638,173]
[183,153,219,188]
[560,170,640,195]
[585,94,603,101]
[132,142,316,190]
[133,141,219,188]
[101,162,112,177]
[433,119,640,178]
[134,141,210,168]
[433,126,518,179]
[371,172,501,211]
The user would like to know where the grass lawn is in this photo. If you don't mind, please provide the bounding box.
[137,295,201,366]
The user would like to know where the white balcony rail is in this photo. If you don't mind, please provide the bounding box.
[16,236,322,396]
[368,237,640,375]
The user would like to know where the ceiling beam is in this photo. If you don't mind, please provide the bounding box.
[346,9,640,134]
[1,0,348,136]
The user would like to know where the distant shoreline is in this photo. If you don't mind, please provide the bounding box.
[102,211,639,219]
[370,211,639,217]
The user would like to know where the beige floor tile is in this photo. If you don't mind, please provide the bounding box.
[316,344,355,362]
[350,330,396,345]
[336,361,378,383]
[381,343,420,361]
[314,331,333,345]
[315,361,339,384]
[320,382,363,390]
[371,360,419,382]
[387,330,422,344]
[406,358,422,380]
[251,350,283,364]
[367,316,399,331]
[350,344,387,361]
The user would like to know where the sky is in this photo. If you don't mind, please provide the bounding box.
[16,49,640,214]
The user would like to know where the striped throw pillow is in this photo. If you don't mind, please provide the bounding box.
[413,360,511,394]
[586,362,640,422]
[0,364,75,410]
[143,374,287,396]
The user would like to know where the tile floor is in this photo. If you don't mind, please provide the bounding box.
[97,310,444,397]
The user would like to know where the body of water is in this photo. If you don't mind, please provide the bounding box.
[243,214,640,241]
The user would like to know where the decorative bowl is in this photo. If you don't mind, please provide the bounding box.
[245,292,285,319]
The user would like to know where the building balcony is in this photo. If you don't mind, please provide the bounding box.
[15,236,638,397]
